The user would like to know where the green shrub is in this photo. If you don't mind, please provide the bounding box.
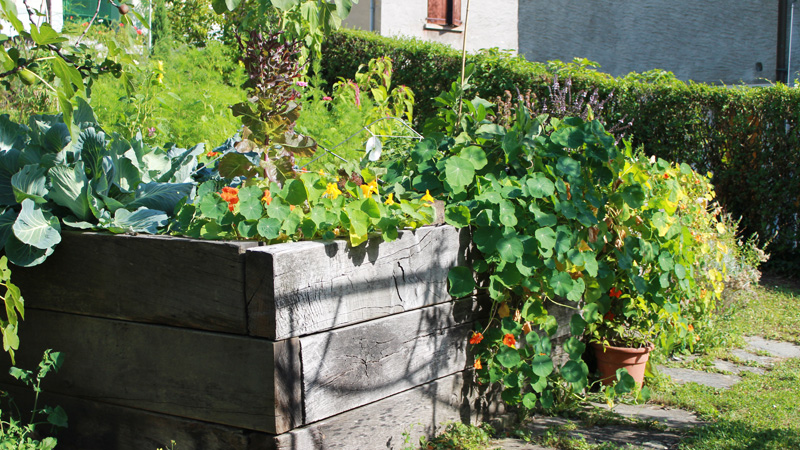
[320,29,800,269]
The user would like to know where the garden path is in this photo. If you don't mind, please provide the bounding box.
[486,337,800,450]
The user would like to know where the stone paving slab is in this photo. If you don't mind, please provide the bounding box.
[591,403,704,430]
[658,366,741,389]
[729,349,779,367]
[745,336,800,358]
[713,359,766,375]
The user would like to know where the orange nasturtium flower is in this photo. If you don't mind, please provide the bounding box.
[220,187,239,212]
[603,311,615,322]
[384,193,396,205]
[502,333,517,348]
[609,287,622,298]
[262,189,273,205]
[324,183,342,200]
[469,332,484,345]
[688,324,694,332]
[206,151,219,158]
[360,180,379,197]
[473,357,483,370]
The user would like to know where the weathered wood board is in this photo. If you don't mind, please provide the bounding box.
[246,226,471,339]
[300,298,481,423]
[6,309,301,434]
[246,227,469,340]
[0,384,272,450]
[11,232,257,334]
[272,371,505,450]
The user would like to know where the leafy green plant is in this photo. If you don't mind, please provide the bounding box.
[0,104,203,267]
[0,256,23,363]
[1,349,67,449]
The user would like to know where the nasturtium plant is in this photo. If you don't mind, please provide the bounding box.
[384,67,734,408]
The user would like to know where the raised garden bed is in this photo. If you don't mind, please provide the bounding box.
[1,226,571,449]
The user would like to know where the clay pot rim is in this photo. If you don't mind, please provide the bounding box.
[590,342,655,354]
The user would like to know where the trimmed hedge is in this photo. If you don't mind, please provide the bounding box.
[320,29,800,268]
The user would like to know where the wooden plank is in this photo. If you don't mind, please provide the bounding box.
[300,299,483,423]
[274,371,505,450]
[3,309,300,434]
[11,231,257,334]
[0,384,271,450]
[246,225,471,339]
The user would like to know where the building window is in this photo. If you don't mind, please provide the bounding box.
[427,0,462,27]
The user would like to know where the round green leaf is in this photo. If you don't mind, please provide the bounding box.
[496,235,524,263]
[522,392,538,409]
[531,354,554,377]
[563,336,586,361]
[444,156,475,190]
[448,266,475,298]
[444,205,471,227]
[257,217,281,239]
[549,271,575,297]
[283,179,308,205]
[561,360,588,383]
[497,346,521,369]
[614,369,637,394]
[535,227,556,251]
[526,173,555,198]
[461,146,487,170]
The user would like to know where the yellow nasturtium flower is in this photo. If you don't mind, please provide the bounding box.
[421,190,435,205]
[324,183,342,200]
[360,180,379,197]
[384,193,396,205]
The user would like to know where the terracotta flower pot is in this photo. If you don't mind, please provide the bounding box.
[591,342,654,386]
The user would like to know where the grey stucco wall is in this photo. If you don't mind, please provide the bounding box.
[518,0,779,85]
[345,0,519,53]
[788,1,800,85]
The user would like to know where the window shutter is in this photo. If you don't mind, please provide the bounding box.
[427,0,447,25]
[428,0,462,26]
[449,0,462,27]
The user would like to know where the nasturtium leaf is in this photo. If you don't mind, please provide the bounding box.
[347,209,370,238]
[525,329,541,348]
[566,277,586,302]
[237,219,258,238]
[540,390,554,409]
[522,392,538,409]
[658,252,674,271]
[526,173,555,198]
[563,337,586,361]
[535,227,556,251]
[12,199,61,249]
[444,156,475,190]
[554,230,572,256]
[583,254,598,277]
[411,138,437,164]
[498,200,517,227]
[620,184,645,209]
[583,303,601,323]
[549,271,574,297]
[551,125,584,149]
[496,234,524,263]
[556,156,581,179]
[361,197,381,219]
[448,266,475,298]
[444,204,471,227]
[283,178,308,205]
[199,194,228,222]
[236,186,265,220]
[267,200,291,222]
[461,146,487,170]
[281,210,302,234]
[531,354,554,377]
[614,369,637,394]
[561,360,588,383]
[536,334,552,355]
[531,374,548,393]
[674,263,687,279]
[570,314,587,335]
[651,211,670,236]
[257,217,281,239]
[497,347,521,368]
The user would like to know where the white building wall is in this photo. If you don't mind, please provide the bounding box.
[345,0,518,53]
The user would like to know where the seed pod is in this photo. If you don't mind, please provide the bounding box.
[118,3,130,15]
[17,68,37,85]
